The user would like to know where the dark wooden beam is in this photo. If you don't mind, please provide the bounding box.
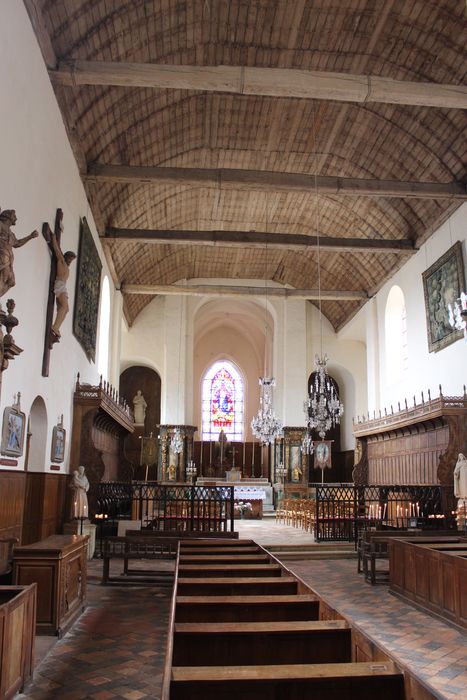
[86,165,466,200]
[104,227,416,254]
[50,60,467,109]
[121,283,368,301]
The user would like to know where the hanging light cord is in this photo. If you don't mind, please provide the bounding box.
[311,103,323,358]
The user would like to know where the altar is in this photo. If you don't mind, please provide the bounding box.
[196,477,273,518]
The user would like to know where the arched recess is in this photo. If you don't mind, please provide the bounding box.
[119,365,162,479]
[193,297,276,441]
[97,275,111,380]
[385,285,408,384]
[26,396,47,472]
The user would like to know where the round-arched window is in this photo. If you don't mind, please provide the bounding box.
[385,285,408,383]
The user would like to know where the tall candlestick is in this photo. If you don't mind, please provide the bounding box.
[243,440,246,469]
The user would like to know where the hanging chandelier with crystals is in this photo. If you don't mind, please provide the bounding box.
[303,355,344,441]
[251,377,283,444]
[448,291,467,342]
[171,427,184,454]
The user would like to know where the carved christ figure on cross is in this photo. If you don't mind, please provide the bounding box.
[49,218,76,339]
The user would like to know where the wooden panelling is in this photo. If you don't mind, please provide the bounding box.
[21,473,67,545]
[0,585,36,700]
[367,425,448,485]
[0,471,26,543]
[390,538,467,629]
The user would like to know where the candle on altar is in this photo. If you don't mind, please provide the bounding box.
[416,502,420,517]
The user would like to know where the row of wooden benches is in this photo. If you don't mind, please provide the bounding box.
[161,537,407,700]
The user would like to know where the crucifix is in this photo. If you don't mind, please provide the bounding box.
[41,209,76,376]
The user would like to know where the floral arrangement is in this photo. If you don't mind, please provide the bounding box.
[234,501,253,517]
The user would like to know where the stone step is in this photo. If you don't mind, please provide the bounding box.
[265,543,356,561]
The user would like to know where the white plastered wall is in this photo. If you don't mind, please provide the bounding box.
[360,203,467,412]
[0,2,115,472]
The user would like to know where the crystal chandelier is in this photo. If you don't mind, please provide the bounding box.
[448,291,467,341]
[251,377,283,444]
[304,354,344,440]
[171,427,183,454]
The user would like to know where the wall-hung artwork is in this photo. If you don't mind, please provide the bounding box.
[1,406,26,457]
[73,217,102,362]
[313,440,332,470]
[51,425,66,463]
[422,241,465,353]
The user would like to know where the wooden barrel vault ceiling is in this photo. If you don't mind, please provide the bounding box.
[25,0,467,329]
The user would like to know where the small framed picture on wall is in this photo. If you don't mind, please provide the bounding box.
[51,425,66,463]
[1,406,26,457]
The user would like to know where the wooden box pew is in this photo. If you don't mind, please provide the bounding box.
[177,576,299,596]
[169,662,404,700]
[172,619,351,667]
[175,594,320,623]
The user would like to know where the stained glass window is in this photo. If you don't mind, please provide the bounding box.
[202,361,244,441]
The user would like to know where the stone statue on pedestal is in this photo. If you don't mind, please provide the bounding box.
[454,453,467,499]
[70,465,90,519]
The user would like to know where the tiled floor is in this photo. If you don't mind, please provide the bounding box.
[16,522,467,700]
[286,559,467,700]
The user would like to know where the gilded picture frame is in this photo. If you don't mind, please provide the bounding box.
[1,407,26,457]
[73,217,102,362]
[422,241,465,353]
[51,425,66,463]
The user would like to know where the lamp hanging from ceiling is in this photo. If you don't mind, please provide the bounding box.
[304,354,344,441]
[251,198,283,445]
[302,109,343,453]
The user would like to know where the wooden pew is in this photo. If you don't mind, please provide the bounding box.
[177,576,298,596]
[172,620,351,666]
[102,535,177,584]
[170,662,404,700]
[175,595,320,622]
[178,563,283,578]
[178,554,270,564]
[162,538,405,700]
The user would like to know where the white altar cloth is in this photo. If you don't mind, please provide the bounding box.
[233,487,266,501]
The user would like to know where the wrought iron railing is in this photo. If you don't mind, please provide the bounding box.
[95,482,235,535]
[314,483,447,543]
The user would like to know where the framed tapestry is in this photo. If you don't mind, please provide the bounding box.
[51,425,66,463]
[1,406,26,457]
[422,241,465,353]
[73,217,102,361]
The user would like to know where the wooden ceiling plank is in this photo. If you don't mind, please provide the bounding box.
[121,283,367,301]
[86,164,466,199]
[50,61,467,109]
[23,0,57,68]
[104,227,416,253]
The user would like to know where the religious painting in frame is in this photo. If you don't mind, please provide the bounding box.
[1,406,26,457]
[313,440,332,470]
[73,217,102,362]
[51,425,66,463]
[422,241,465,353]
